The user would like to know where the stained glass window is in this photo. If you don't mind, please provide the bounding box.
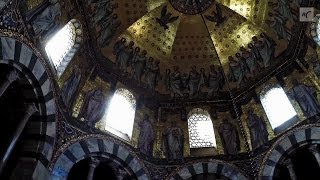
[260,85,297,130]
[188,108,216,148]
[45,19,82,76]
[104,88,136,140]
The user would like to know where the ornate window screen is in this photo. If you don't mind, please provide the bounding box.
[260,85,297,130]
[104,88,136,140]
[45,19,82,76]
[311,14,320,46]
[188,108,216,148]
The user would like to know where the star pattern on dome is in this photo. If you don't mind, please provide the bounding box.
[85,0,300,98]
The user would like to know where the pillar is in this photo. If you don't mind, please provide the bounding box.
[0,70,19,97]
[87,157,100,180]
[283,158,297,180]
[0,103,38,174]
[309,144,320,167]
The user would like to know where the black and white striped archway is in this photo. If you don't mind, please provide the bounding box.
[0,35,57,178]
[51,136,150,180]
[166,160,248,180]
[259,125,320,179]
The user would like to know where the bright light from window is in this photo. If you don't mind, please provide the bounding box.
[261,86,297,129]
[188,110,216,148]
[104,89,136,140]
[45,21,74,71]
[317,17,320,37]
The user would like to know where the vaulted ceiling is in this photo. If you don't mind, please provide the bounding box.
[84,0,302,100]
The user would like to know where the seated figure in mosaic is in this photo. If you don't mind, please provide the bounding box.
[113,38,126,68]
[145,58,160,91]
[165,66,184,97]
[132,48,147,84]
[278,0,297,21]
[288,79,320,118]
[248,42,263,68]
[252,35,274,68]
[188,65,202,98]
[228,56,247,88]
[97,14,120,47]
[207,65,225,97]
[240,47,259,76]
[114,41,134,74]
[92,0,117,25]
[266,12,291,41]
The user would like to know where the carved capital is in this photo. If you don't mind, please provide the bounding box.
[309,144,319,155]
[282,158,294,168]
[25,103,38,116]
[89,157,100,168]
[6,70,19,83]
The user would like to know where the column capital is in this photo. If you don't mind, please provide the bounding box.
[282,158,294,168]
[282,158,297,180]
[6,71,19,83]
[309,144,319,154]
[89,157,100,168]
[25,103,38,116]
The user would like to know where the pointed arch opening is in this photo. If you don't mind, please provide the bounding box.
[45,19,82,76]
[187,108,216,148]
[104,88,136,140]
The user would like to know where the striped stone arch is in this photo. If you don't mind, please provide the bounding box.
[52,137,150,180]
[259,125,320,179]
[0,35,57,177]
[166,160,248,180]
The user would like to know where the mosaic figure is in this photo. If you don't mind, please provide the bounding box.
[138,114,155,156]
[288,79,320,118]
[162,121,184,160]
[219,119,240,155]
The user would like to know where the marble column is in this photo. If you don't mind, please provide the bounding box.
[283,158,297,180]
[87,157,100,180]
[309,144,320,167]
[0,70,19,97]
[0,103,38,174]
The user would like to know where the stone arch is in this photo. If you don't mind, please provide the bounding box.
[0,35,57,176]
[52,137,150,180]
[259,125,320,179]
[166,160,248,180]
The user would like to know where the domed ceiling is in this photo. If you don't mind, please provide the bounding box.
[85,0,300,101]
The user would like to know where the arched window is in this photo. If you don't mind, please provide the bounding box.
[45,19,82,76]
[260,85,297,130]
[104,88,136,140]
[188,108,216,148]
[311,14,320,46]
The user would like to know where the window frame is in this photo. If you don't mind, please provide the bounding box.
[45,19,82,77]
[260,84,298,133]
[187,108,217,149]
[103,88,136,141]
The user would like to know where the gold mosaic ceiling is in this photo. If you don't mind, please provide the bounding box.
[92,0,299,90]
